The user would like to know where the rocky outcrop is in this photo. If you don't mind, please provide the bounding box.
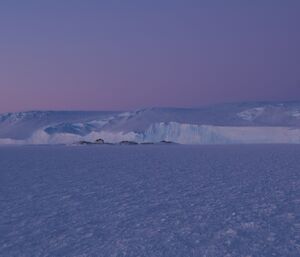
[78,140,93,145]
[77,138,105,145]
[95,138,105,144]
[119,141,138,145]
[160,140,176,144]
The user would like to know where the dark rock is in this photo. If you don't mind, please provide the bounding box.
[160,140,175,144]
[78,141,93,145]
[95,138,105,144]
[119,141,139,145]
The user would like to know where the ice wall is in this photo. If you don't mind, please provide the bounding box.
[142,122,300,144]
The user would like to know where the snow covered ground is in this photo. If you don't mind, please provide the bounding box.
[0,145,299,256]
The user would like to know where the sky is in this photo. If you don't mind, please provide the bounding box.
[0,0,300,112]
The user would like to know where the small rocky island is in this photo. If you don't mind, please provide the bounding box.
[76,139,176,146]
[77,139,105,145]
[119,141,139,145]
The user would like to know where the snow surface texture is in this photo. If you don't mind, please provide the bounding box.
[1,102,300,144]
[0,145,299,256]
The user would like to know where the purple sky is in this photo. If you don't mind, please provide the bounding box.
[1,0,300,112]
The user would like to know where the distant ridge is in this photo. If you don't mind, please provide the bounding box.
[1,101,300,145]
